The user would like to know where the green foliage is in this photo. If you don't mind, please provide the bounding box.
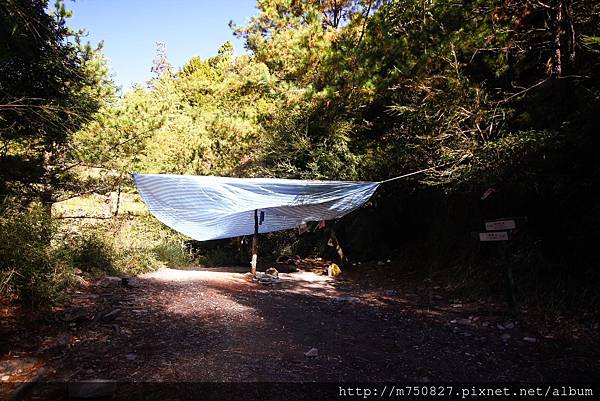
[116,214,194,272]
[0,204,75,304]
[0,0,116,305]
[0,0,113,201]
[67,230,117,275]
[259,93,362,179]
[73,42,277,179]
[0,200,196,306]
[63,215,195,276]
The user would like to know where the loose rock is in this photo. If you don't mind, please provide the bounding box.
[305,348,318,357]
[121,277,139,288]
[253,272,280,285]
[97,276,121,288]
[61,308,89,323]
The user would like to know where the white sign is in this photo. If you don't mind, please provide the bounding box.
[485,219,516,231]
[479,231,509,241]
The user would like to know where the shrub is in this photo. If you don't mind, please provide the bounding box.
[0,204,75,305]
[112,215,195,271]
[68,230,117,274]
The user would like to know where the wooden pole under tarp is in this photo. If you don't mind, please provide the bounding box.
[329,229,348,266]
[251,209,259,275]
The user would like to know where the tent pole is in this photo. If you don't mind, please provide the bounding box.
[251,209,258,275]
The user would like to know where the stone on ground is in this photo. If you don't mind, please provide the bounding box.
[96,277,121,287]
[121,277,139,288]
[304,348,318,357]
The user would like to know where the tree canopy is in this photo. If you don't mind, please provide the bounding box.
[0,0,113,204]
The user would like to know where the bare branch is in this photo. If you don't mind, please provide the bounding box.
[357,0,373,47]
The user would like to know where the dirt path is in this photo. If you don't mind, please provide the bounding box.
[1,265,599,398]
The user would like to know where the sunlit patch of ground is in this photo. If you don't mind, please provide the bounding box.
[142,266,249,283]
[143,266,340,298]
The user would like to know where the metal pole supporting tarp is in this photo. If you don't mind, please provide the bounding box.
[251,209,258,275]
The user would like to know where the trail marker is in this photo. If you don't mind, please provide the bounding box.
[476,216,527,309]
[479,231,509,241]
[485,219,516,231]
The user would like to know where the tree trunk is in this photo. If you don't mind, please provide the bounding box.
[356,0,373,47]
[563,0,576,69]
[329,229,348,265]
[549,0,563,77]
[40,147,55,244]
[113,185,121,217]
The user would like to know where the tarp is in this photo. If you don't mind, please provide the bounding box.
[131,173,380,241]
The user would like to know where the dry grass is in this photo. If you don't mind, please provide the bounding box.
[52,191,146,219]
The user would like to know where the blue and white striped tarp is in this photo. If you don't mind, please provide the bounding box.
[131,173,380,241]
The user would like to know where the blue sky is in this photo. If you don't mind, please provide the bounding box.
[66,0,258,90]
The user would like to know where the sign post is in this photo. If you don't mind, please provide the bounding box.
[485,219,516,231]
[479,231,509,242]
[501,242,517,309]
[478,217,526,309]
